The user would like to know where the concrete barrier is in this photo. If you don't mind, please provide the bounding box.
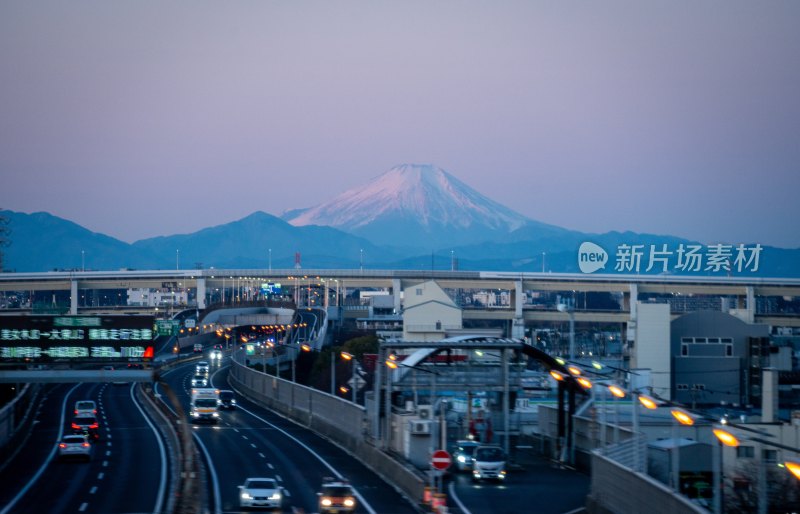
[229,356,426,505]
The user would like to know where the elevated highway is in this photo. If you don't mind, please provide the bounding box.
[2,268,800,327]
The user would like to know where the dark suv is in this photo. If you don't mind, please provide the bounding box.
[71,415,100,440]
[218,390,237,409]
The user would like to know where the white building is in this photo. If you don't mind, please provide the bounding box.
[127,288,187,307]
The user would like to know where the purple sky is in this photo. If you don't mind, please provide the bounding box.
[2,2,799,248]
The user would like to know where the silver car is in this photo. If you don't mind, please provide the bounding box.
[238,477,283,510]
[57,434,93,461]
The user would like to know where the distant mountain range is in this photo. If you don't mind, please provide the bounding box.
[2,164,798,276]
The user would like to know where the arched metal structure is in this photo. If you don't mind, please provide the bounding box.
[377,335,587,464]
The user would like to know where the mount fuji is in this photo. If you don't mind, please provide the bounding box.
[282,163,568,249]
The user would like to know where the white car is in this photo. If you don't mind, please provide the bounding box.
[57,434,93,461]
[196,361,210,374]
[191,374,208,387]
[74,400,97,417]
[209,349,223,360]
[238,477,283,510]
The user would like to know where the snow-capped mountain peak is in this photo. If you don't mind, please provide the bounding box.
[285,164,530,241]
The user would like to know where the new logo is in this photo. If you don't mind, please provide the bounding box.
[578,242,608,273]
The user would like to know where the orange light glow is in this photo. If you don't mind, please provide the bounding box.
[576,377,593,389]
[607,385,626,398]
[785,461,800,480]
[713,428,739,447]
[549,370,565,381]
[638,395,659,410]
[671,409,695,426]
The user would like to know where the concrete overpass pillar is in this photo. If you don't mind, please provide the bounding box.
[392,278,401,314]
[512,279,525,339]
[70,279,78,315]
[196,277,207,309]
[745,285,755,324]
[627,283,639,344]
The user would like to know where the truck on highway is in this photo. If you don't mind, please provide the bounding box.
[190,388,220,424]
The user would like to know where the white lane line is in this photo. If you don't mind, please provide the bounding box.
[130,382,168,514]
[250,443,256,448]
[107,434,112,440]
[267,463,274,470]
[0,383,82,514]
[233,428,239,433]
[258,453,266,459]
[241,435,248,440]
[102,461,109,467]
[78,503,88,512]
[105,451,111,457]
[193,434,222,514]
[107,442,112,447]
[90,486,98,494]
[275,474,283,482]
[238,404,377,514]
[448,481,472,514]
[98,473,105,480]
[283,489,291,497]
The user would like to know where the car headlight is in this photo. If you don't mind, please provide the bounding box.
[321,498,332,506]
[212,412,219,417]
[457,455,466,463]
[241,492,252,500]
[270,492,281,500]
[344,498,355,507]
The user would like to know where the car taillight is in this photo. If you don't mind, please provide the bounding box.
[74,410,78,415]
[82,443,90,448]
[90,423,98,429]
[59,443,66,448]
[71,423,80,429]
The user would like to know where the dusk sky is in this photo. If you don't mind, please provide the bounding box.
[2,2,799,248]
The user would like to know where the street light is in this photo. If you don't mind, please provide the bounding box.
[341,352,357,403]
[557,303,576,360]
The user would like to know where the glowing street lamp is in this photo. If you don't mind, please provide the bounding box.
[671,408,696,426]
[607,384,626,398]
[713,427,740,447]
[638,394,659,410]
[576,377,593,389]
[784,460,800,481]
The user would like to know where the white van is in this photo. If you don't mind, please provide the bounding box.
[471,445,506,481]
[74,400,97,417]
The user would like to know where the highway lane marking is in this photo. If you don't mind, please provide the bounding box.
[98,473,104,480]
[237,404,377,514]
[105,450,111,456]
[267,463,274,469]
[78,502,88,512]
[192,434,222,514]
[448,481,472,514]
[241,435,248,439]
[250,443,256,448]
[130,376,169,514]
[259,452,266,458]
[90,486,98,494]
[103,461,109,467]
[0,384,82,514]
[107,442,112,446]
[276,475,283,482]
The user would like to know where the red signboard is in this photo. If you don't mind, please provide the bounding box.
[431,449,452,470]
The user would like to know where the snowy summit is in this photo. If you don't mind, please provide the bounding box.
[283,164,531,248]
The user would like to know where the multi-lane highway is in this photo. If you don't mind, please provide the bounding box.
[0,343,590,514]
[157,357,419,513]
[0,382,167,514]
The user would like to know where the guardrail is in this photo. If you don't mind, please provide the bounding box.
[228,353,427,505]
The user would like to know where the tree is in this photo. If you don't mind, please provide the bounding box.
[0,212,10,272]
